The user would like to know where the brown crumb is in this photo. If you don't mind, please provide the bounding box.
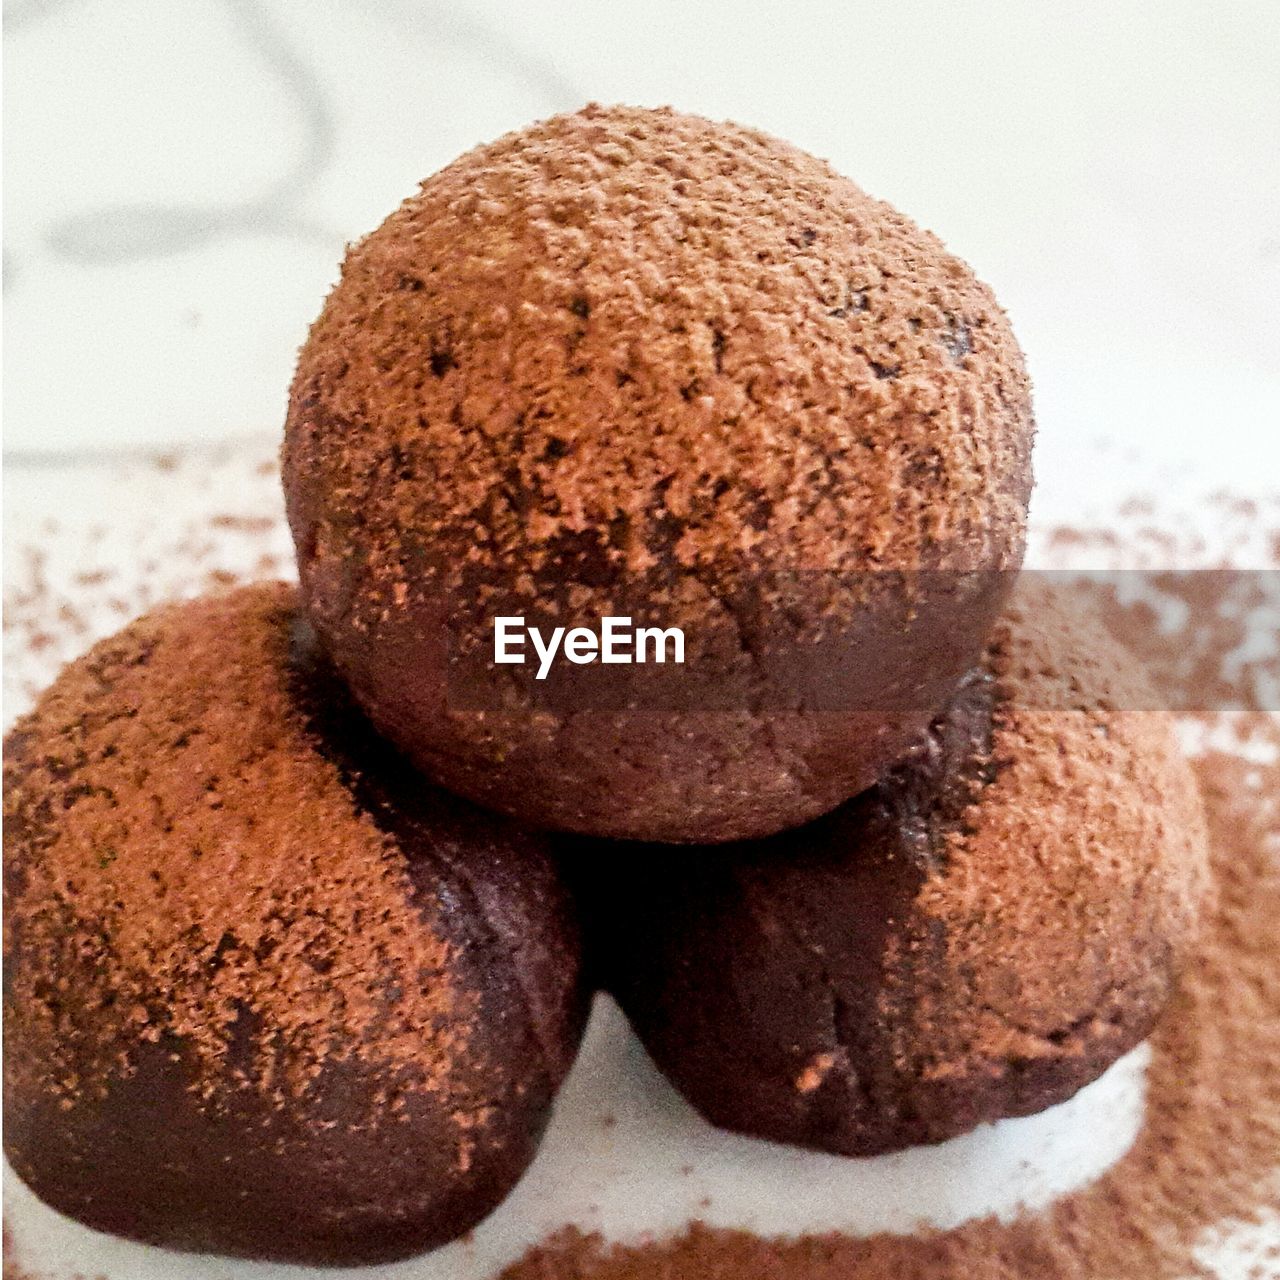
[795,1053,837,1095]
[209,514,277,534]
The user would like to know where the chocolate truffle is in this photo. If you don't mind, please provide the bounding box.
[3,583,586,1265]
[586,585,1209,1155]
[283,103,1035,843]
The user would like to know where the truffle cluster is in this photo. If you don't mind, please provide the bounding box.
[5,106,1208,1266]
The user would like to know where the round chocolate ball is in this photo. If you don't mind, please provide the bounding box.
[283,103,1035,843]
[584,585,1209,1155]
[3,583,586,1266]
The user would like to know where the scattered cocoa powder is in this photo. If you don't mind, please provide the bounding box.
[3,445,294,716]
[500,729,1279,1278]
[1063,570,1280,716]
[208,514,277,534]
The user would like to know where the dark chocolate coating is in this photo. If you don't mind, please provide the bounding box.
[579,595,1208,1155]
[3,586,588,1265]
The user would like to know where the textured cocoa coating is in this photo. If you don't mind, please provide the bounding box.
[282,103,1035,842]
[3,583,587,1265]
[583,585,1210,1155]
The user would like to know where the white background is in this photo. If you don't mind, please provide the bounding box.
[5,0,1279,504]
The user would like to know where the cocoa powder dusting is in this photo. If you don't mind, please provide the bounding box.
[499,528,1280,1277]
[4,583,469,1109]
[887,583,1208,1084]
[284,103,1033,640]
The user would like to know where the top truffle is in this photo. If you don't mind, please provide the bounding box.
[284,105,1036,842]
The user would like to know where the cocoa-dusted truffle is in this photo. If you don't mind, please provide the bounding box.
[585,585,1209,1155]
[3,584,586,1266]
[283,103,1035,843]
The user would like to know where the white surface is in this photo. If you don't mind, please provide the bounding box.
[5,0,1280,476]
[3,996,1152,1280]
